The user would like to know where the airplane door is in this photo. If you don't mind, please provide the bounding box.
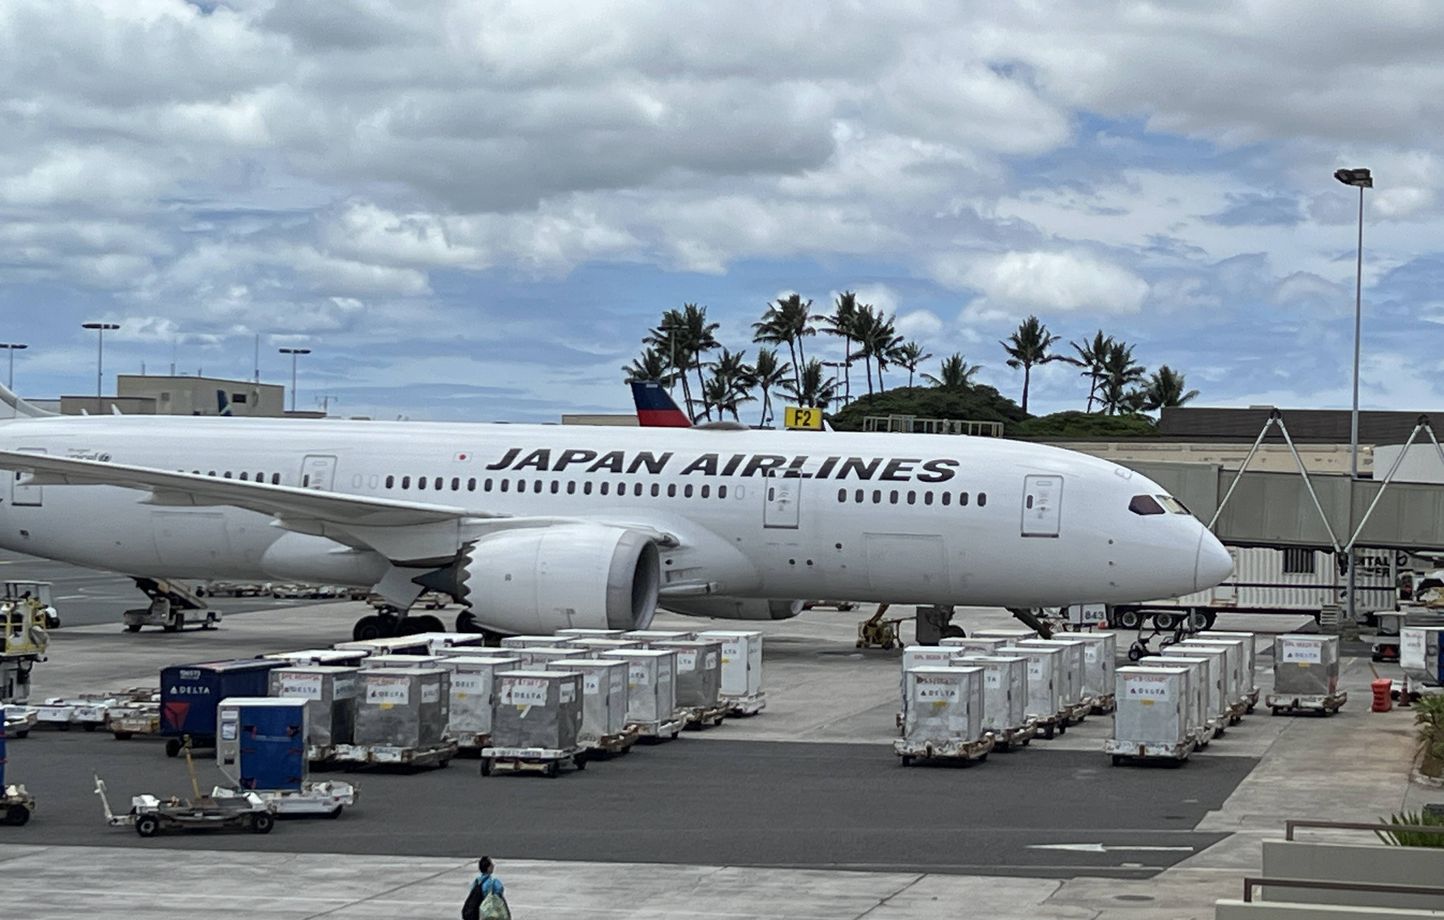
[763,471,801,529]
[300,454,337,491]
[10,448,45,506]
[1021,474,1062,538]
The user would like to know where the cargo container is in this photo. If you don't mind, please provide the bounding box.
[894,666,992,764]
[545,658,629,750]
[938,636,1008,656]
[434,656,519,749]
[1148,655,1211,746]
[1267,635,1346,714]
[1161,646,1228,734]
[697,629,766,715]
[555,628,627,640]
[600,648,681,738]
[483,670,587,776]
[951,654,1032,749]
[971,627,1039,642]
[263,649,369,668]
[332,636,432,656]
[622,629,697,646]
[1201,631,1261,708]
[359,654,443,670]
[512,647,590,669]
[1019,638,1090,719]
[564,638,645,654]
[160,659,284,756]
[499,635,574,650]
[268,666,359,751]
[1401,626,1444,686]
[996,645,1065,738]
[1106,667,1192,764]
[411,633,489,655]
[216,697,307,791]
[654,640,725,726]
[899,646,957,718]
[1068,632,1118,713]
[350,668,450,749]
[1178,639,1247,721]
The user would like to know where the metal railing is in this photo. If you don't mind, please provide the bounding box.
[1242,876,1444,903]
[862,415,1004,437]
[1284,818,1444,840]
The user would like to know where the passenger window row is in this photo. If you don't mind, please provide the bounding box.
[836,488,986,508]
[185,469,283,485]
[380,475,732,501]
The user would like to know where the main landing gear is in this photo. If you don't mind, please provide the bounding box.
[349,606,448,641]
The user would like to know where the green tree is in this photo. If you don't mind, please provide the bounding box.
[1140,365,1199,412]
[1001,315,1063,414]
[622,347,677,386]
[1066,330,1114,413]
[1098,341,1146,415]
[749,347,790,427]
[706,347,755,421]
[923,352,981,390]
[849,305,903,394]
[752,294,818,391]
[781,358,838,410]
[823,291,860,406]
[643,308,695,418]
[890,340,932,388]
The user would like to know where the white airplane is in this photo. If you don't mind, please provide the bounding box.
[0,384,1231,640]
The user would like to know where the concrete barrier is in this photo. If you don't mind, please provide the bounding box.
[1216,900,1444,919]
[1261,840,1444,911]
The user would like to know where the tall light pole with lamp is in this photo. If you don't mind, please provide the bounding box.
[278,347,311,413]
[0,342,27,390]
[1334,166,1372,627]
[81,322,121,410]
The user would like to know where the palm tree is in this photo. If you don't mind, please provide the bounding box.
[1000,314,1062,414]
[1066,330,1114,413]
[1140,365,1199,412]
[643,308,693,418]
[749,347,790,427]
[849,305,903,394]
[890,341,932,388]
[706,347,754,421]
[752,294,817,390]
[622,347,676,386]
[781,358,838,410]
[923,352,981,390]
[1098,342,1146,415]
[824,292,859,405]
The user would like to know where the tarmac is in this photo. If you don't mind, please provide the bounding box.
[3,585,1442,919]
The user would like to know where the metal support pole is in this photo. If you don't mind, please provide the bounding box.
[290,353,298,412]
[96,326,104,403]
[1346,184,1365,626]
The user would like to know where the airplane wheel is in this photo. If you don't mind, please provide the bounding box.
[352,616,385,641]
[413,615,445,634]
[456,611,481,633]
[1115,609,1143,630]
[125,624,142,633]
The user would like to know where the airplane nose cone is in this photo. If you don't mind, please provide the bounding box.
[1194,530,1232,591]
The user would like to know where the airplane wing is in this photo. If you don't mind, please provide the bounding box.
[0,450,675,563]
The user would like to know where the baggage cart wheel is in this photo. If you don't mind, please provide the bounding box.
[480,758,494,777]
[164,739,182,758]
[574,755,586,772]
[1042,724,1054,740]
[900,755,913,767]
[251,812,275,834]
[5,804,31,826]
[1111,755,1124,767]
[13,730,27,739]
[1057,722,1067,735]
[135,815,160,837]
[113,731,134,741]
[545,762,559,778]
[327,807,343,819]
[125,624,142,633]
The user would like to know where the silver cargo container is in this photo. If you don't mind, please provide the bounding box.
[414,633,488,655]
[939,636,1007,655]
[1272,634,1341,696]
[899,647,958,716]
[499,635,574,650]
[1069,632,1117,703]
[951,655,1027,738]
[600,649,678,726]
[264,649,369,667]
[564,638,645,654]
[1150,654,1210,742]
[996,645,1062,722]
[555,628,627,640]
[513,647,590,668]
[1162,645,1228,728]
[622,629,697,646]
[1019,638,1088,709]
[545,658,628,746]
[491,670,583,751]
[269,665,359,748]
[352,668,449,748]
[359,654,443,670]
[333,636,432,656]
[697,630,765,698]
[654,640,723,711]
[972,627,1038,642]
[899,666,986,746]
[1401,626,1444,686]
[1107,666,1192,762]
[1201,631,1260,697]
[434,656,519,742]
[1179,639,1245,711]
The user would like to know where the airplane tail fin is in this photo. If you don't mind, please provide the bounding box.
[630,380,691,428]
[0,382,57,420]
[216,390,233,417]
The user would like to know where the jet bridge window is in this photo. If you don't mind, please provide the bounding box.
[1129,494,1165,516]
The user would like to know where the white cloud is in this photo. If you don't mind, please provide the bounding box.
[944,250,1149,317]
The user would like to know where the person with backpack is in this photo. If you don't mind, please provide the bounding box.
[461,856,509,920]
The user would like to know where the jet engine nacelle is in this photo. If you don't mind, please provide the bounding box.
[660,596,803,620]
[457,524,660,634]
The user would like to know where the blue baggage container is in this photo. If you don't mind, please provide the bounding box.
[217,698,307,791]
[161,659,283,747]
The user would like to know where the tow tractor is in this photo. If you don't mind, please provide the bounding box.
[94,738,276,837]
[1,597,49,723]
[1,722,35,826]
[2,582,60,630]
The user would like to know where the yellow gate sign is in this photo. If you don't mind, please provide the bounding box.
[784,406,823,430]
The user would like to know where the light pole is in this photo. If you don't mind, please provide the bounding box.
[81,322,120,408]
[0,343,27,390]
[278,347,311,412]
[1334,166,1372,628]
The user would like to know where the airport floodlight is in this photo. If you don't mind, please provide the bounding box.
[81,322,121,402]
[1333,167,1373,188]
[0,343,27,390]
[279,347,313,412]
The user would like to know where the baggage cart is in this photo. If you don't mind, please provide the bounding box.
[485,669,586,775]
[544,659,629,752]
[264,649,369,667]
[601,648,683,740]
[34,696,117,732]
[96,774,276,837]
[939,636,1008,656]
[622,629,697,646]
[215,697,357,816]
[269,666,360,753]
[1179,638,1248,722]
[358,654,443,670]
[1268,634,1343,715]
[351,668,451,760]
[1265,691,1348,715]
[1019,638,1093,722]
[1149,655,1211,748]
[1400,626,1444,687]
[1064,631,1118,714]
[106,703,160,740]
[2,704,36,739]
[330,741,458,768]
[1107,666,1193,766]
[895,666,993,766]
[333,636,431,657]
[479,745,586,777]
[210,781,356,817]
[436,656,519,753]
[555,628,627,640]
[498,635,574,650]
[654,640,725,729]
[1201,630,1260,710]
[1162,645,1230,736]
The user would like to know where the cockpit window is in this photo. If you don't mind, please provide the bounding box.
[1129,494,1165,516]
[1156,495,1191,515]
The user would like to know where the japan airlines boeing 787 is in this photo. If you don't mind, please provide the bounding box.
[0,384,1231,640]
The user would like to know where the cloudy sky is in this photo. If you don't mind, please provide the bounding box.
[3,0,1443,421]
